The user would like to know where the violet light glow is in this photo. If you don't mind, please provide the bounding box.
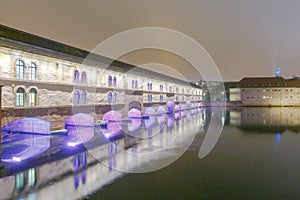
[128,108,142,132]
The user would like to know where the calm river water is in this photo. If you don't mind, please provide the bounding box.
[1,107,300,200]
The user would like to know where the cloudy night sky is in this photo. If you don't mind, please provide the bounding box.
[1,0,300,81]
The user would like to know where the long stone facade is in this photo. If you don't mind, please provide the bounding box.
[0,25,202,128]
[226,77,300,106]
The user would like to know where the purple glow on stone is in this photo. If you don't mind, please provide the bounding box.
[186,101,192,108]
[187,110,191,120]
[66,126,94,147]
[167,100,175,112]
[181,104,186,117]
[103,111,122,133]
[145,107,155,128]
[175,112,180,120]
[128,108,142,132]
[2,118,50,135]
[103,110,122,122]
[168,116,174,128]
[157,106,167,124]
[65,113,94,127]
[1,133,50,163]
[158,106,166,114]
[175,105,180,112]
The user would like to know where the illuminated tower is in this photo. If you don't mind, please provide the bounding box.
[276,66,281,77]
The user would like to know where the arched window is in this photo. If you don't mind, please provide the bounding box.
[113,76,117,87]
[135,80,138,89]
[148,94,152,102]
[113,92,117,104]
[82,90,87,104]
[150,83,152,90]
[108,75,112,87]
[81,71,87,84]
[108,92,113,103]
[74,90,80,105]
[176,96,179,102]
[74,70,79,84]
[28,168,37,187]
[16,87,25,106]
[29,88,37,106]
[147,82,150,90]
[15,172,25,191]
[16,60,25,79]
[29,62,37,80]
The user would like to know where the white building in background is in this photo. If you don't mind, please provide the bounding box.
[226,76,300,106]
[0,25,202,127]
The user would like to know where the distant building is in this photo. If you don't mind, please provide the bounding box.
[226,76,300,106]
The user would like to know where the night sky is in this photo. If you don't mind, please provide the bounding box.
[1,0,300,81]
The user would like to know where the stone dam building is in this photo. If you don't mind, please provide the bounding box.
[0,25,202,129]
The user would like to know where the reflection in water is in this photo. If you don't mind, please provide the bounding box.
[2,107,300,199]
[227,107,300,133]
[74,152,88,189]
[0,108,205,200]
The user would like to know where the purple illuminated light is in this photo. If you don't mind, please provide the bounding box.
[145,107,155,128]
[2,118,50,135]
[65,126,94,147]
[65,113,94,127]
[157,106,167,124]
[167,100,175,113]
[103,111,122,133]
[128,108,142,132]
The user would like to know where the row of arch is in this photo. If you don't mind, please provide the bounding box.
[73,90,117,105]
[15,59,37,80]
[16,87,38,106]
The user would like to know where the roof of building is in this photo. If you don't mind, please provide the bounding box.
[226,77,300,88]
[0,24,201,89]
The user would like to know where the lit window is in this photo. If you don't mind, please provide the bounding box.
[113,76,117,87]
[74,70,79,83]
[16,87,25,106]
[108,75,112,87]
[108,92,113,103]
[148,94,152,102]
[113,92,117,103]
[132,80,135,89]
[135,80,138,89]
[15,172,25,191]
[81,71,87,84]
[29,62,37,80]
[28,88,37,106]
[16,60,25,79]
[28,168,36,187]
[82,90,87,104]
[74,90,80,105]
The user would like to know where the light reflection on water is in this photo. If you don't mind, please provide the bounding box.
[1,107,300,199]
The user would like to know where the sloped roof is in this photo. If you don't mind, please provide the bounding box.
[0,24,200,87]
[237,76,300,88]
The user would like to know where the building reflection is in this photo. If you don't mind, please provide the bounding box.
[227,107,300,133]
[0,109,205,200]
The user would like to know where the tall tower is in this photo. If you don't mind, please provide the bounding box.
[276,66,281,77]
